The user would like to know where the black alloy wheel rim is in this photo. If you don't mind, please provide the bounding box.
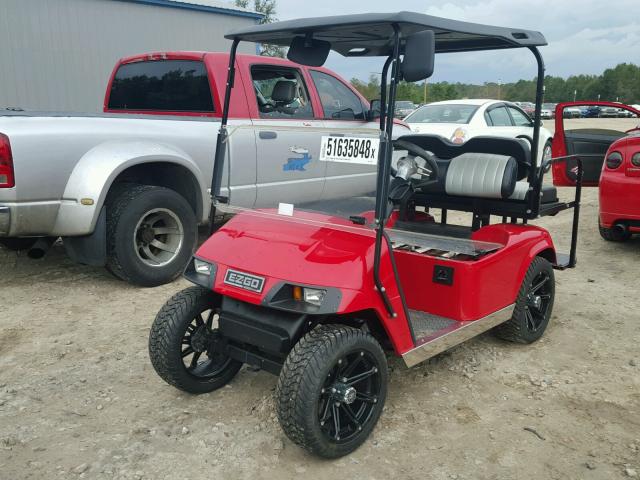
[318,350,381,443]
[525,271,552,332]
[181,308,232,378]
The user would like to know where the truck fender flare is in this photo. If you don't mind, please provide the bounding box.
[52,140,208,236]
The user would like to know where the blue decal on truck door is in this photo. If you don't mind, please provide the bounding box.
[283,147,311,172]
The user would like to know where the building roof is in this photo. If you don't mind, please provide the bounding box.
[122,0,263,20]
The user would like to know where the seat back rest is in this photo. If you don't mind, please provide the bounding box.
[271,81,296,103]
[396,134,531,180]
[445,153,518,199]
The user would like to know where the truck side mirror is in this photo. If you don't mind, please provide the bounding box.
[367,99,382,122]
[401,30,435,82]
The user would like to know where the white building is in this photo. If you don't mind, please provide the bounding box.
[0,0,261,112]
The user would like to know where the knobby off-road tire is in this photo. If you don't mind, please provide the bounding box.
[494,256,555,344]
[598,220,631,242]
[149,286,242,394]
[276,324,388,458]
[105,183,196,287]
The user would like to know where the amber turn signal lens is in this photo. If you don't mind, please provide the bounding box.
[292,286,303,301]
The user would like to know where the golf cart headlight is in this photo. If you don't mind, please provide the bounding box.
[193,258,212,275]
[451,128,468,144]
[303,288,326,306]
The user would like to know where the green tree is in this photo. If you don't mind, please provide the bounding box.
[234,0,284,57]
[350,63,640,105]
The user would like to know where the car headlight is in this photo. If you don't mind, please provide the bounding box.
[303,288,326,306]
[291,285,327,306]
[451,127,468,144]
[193,258,213,275]
[632,152,640,167]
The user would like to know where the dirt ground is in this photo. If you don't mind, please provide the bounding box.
[1,120,640,480]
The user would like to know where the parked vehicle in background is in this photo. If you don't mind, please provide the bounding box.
[394,101,416,118]
[552,101,640,241]
[599,106,619,118]
[514,101,536,117]
[0,52,396,286]
[541,103,556,119]
[616,108,634,118]
[563,106,582,118]
[404,99,553,163]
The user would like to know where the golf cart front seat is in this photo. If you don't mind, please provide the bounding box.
[397,134,558,203]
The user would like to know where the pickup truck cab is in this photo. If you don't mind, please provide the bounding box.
[0,52,395,285]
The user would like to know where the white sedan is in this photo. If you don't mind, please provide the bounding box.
[404,99,553,163]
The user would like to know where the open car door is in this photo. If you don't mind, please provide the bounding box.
[552,102,640,186]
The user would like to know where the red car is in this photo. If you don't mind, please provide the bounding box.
[552,102,640,241]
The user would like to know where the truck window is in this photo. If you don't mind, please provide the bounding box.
[310,70,365,120]
[251,65,313,119]
[108,60,214,113]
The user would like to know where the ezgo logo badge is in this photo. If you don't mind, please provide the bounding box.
[224,269,265,293]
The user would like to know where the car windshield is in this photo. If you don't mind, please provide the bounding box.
[405,104,478,124]
[542,103,555,109]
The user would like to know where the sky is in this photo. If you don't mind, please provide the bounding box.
[270,0,640,84]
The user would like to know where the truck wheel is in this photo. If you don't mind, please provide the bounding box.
[276,324,387,458]
[0,237,38,251]
[148,286,242,394]
[105,184,196,286]
[598,220,630,242]
[494,257,555,344]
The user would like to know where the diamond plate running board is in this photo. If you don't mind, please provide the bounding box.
[402,304,515,368]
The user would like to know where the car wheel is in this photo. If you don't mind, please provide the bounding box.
[105,184,196,287]
[276,324,387,458]
[542,140,552,164]
[598,220,631,242]
[148,286,242,394]
[494,257,555,344]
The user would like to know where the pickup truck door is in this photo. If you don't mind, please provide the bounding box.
[551,102,640,186]
[248,64,326,207]
[307,70,379,199]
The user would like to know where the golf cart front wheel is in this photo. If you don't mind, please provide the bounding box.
[276,324,388,458]
[148,286,242,394]
[494,256,555,344]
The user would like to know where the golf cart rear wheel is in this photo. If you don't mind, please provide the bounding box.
[148,286,242,394]
[494,256,555,344]
[276,324,387,458]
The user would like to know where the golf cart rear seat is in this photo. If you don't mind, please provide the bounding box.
[397,134,558,204]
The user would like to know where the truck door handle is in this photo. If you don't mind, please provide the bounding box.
[329,133,345,137]
[259,131,277,140]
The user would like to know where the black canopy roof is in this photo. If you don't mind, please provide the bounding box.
[225,11,547,56]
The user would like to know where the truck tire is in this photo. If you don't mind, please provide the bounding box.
[105,183,196,287]
[276,324,387,458]
[494,256,555,344]
[149,286,242,394]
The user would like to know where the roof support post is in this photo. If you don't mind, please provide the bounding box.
[209,38,240,233]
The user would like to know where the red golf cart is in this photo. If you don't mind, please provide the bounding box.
[149,12,584,458]
[552,101,640,241]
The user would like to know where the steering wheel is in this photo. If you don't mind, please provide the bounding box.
[393,139,440,188]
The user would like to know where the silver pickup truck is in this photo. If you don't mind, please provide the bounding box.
[0,52,400,286]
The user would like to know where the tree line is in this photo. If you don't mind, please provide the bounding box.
[351,63,640,105]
